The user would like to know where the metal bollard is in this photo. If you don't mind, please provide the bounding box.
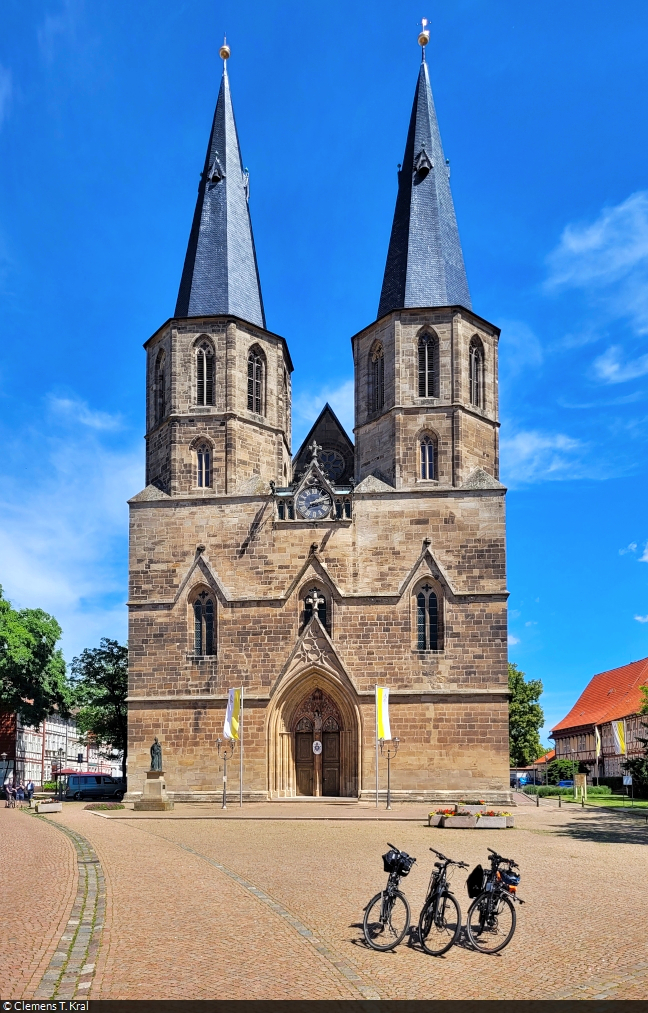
[559,794,562,808]
[581,794,585,808]
[536,793,540,807]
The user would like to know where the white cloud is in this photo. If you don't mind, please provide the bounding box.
[500,429,584,485]
[0,63,12,128]
[640,544,648,563]
[546,191,648,337]
[48,395,123,431]
[292,378,354,450]
[592,345,648,385]
[635,615,648,624]
[619,543,638,555]
[0,407,142,662]
[508,635,520,646]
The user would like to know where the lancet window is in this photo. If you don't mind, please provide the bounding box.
[193,593,215,656]
[418,332,439,397]
[196,341,215,406]
[247,348,264,415]
[196,443,211,488]
[469,337,484,409]
[420,435,436,480]
[416,583,439,651]
[370,343,385,414]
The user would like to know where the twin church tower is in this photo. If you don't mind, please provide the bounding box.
[127,35,510,803]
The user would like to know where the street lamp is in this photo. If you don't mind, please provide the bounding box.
[379,737,400,810]
[216,737,236,810]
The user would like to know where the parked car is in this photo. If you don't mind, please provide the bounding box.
[557,779,574,788]
[64,774,125,801]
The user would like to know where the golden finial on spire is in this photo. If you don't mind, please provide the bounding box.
[418,18,430,59]
[219,35,231,61]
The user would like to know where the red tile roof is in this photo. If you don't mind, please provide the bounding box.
[551,657,648,734]
[533,750,555,765]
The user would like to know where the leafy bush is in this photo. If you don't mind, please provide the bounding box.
[42,782,57,791]
[522,784,611,797]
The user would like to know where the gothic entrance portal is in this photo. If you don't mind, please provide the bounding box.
[293,688,342,797]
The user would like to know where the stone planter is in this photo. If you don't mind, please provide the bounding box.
[441,815,477,829]
[506,816,515,828]
[428,814,444,826]
[37,802,63,813]
[475,816,507,829]
[456,806,488,815]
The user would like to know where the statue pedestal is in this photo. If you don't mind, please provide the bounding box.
[133,770,174,811]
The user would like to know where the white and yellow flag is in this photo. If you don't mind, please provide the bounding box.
[376,686,391,741]
[594,725,601,759]
[224,688,242,741]
[612,719,626,755]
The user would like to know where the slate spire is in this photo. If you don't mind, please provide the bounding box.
[377,51,471,318]
[175,49,266,328]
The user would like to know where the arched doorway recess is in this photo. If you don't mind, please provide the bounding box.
[267,670,360,798]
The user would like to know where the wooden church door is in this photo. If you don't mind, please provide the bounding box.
[295,718,314,796]
[322,716,340,796]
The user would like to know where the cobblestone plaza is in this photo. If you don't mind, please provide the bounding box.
[2,801,647,1001]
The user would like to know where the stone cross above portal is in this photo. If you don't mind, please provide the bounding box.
[306,589,326,615]
[308,440,322,461]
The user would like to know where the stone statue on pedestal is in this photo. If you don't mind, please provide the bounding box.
[150,737,163,771]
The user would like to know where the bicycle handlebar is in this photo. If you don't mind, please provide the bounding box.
[429,848,468,868]
[487,847,518,867]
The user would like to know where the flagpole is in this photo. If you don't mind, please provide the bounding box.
[239,685,244,808]
[375,685,379,809]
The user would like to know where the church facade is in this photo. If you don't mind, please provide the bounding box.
[127,42,511,803]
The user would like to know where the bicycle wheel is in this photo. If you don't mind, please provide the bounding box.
[363,890,410,951]
[466,891,516,953]
[418,891,462,956]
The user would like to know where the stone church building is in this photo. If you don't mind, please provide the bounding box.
[127,42,510,803]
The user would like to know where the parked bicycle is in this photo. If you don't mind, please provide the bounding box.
[465,847,523,953]
[417,847,468,956]
[363,843,416,950]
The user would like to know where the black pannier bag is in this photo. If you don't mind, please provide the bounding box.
[466,864,485,898]
[398,853,416,877]
[382,849,399,873]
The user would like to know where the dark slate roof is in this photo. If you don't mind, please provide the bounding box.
[378,58,471,318]
[293,404,355,486]
[175,64,265,328]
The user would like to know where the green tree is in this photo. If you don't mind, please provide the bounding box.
[0,586,69,726]
[546,757,589,785]
[71,639,128,778]
[508,662,544,767]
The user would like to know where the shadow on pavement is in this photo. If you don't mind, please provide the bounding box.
[553,809,648,845]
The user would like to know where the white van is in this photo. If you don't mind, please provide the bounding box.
[65,774,125,801]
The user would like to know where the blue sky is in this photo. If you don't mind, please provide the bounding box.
[1,1,647,739]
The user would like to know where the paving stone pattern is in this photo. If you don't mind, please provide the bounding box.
[31,816,105,1000]
[6,801,648,1000]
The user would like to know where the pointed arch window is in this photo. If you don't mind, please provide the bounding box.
[416,583,439,651]
[418,332,439,397]
[469,338,484,409]
[247,348,264,415]
[196,443,211,488]
[370,344,385,414]
[193,593,215,656]
[420,435,436,480]
[196,341,215,406]
[154,351,166,425]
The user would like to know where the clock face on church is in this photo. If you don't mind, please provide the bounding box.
[296,486,333,520]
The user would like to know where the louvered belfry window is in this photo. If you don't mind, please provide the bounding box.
[469,338,484,409]
[197,444,211,488]
[416,584,438,651]
[247,349,264,414]
[371,344,385,413]
[193,595,215,656]
[418,333,438,397]
[196,342,215,406]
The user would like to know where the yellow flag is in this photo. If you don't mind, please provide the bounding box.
[376,686,391,740]
[612,719,626,755]
[594,725,601,759]
[224,688,241,741]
